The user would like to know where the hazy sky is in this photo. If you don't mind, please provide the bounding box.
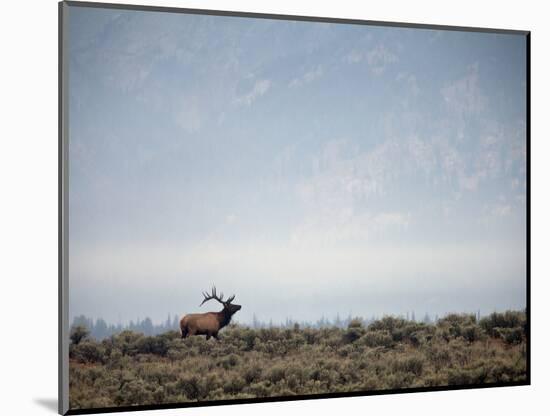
[68,5,527,325]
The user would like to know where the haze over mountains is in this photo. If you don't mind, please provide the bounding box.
[68,7,527,327]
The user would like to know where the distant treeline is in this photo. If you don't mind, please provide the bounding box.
[71,315,181,340]
[71,310,485,340]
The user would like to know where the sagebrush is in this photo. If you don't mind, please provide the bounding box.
[69,310,527,409]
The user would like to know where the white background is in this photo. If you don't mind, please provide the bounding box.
[0,0,547,415]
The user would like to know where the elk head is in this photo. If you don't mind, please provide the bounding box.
[199,286,242,317]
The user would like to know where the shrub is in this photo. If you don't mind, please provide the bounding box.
[447,368,480,385]
[360,330,394,348]
[116,379,153,405]
[177,375,204,400]
[241,328,256,351]
[438,313,476,326]
[385,372,414,389]
[71,341,105,363]
[399,322,433,343]
[219,354,240,369]
[343,320,365,343]
[135,336,170,356]
[392,355,425,376]
[223,374,246,395]
[481,311,525,329]
[368,316,407,333]
[243,363,263,383]
[338,344,355,357]
[461,324,485,343]
[70,325,90,345]
[408,330,431,347]
[267,365,286,384]
[302,328,319,344]
[246,381,270,397]
[494,327,524,345]
[348,318,364,328]
[425,344,452,371]
[480,311,526,338]
[485,359,526,382]
[437,314,477,339]
[112,331,144,356]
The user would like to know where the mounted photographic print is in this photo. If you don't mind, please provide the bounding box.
[59,1,530,414]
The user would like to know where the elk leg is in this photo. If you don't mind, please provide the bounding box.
[213,333,220,341]
[206,334,211,340]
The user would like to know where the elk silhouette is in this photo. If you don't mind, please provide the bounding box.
[180,286,241,340]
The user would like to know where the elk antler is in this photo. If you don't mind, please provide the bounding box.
[225,294,236,304]
[200,286,226,306]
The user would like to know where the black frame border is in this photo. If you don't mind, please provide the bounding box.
[59,1,531,415]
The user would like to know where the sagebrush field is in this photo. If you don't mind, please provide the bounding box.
[69,311,527,410]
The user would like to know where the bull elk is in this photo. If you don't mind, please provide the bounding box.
[180,286,241,340]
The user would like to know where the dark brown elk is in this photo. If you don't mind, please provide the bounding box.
[180,287,241,340]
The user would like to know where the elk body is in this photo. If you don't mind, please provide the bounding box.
[180,287,241,340]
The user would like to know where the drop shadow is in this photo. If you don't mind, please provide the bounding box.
[34,398,58,413]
